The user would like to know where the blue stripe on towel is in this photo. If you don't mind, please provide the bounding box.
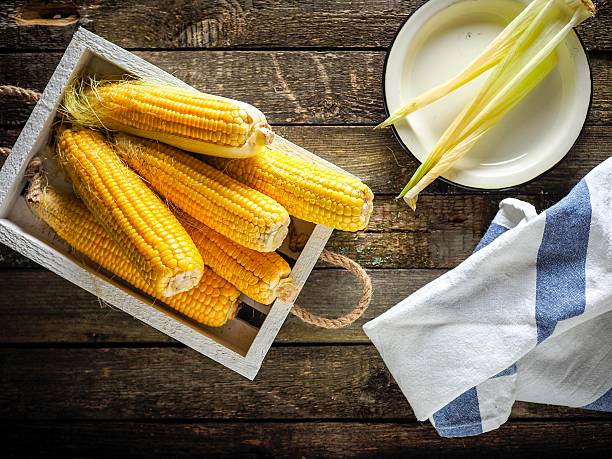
[432,388,483,437]
[474,223,509,252]
[583,388,612,412]
[493,364,517,378]
[433,184,593,437]
[535,180,592,343]
[432,220,512,436]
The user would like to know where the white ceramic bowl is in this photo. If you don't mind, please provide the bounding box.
[383,0,592,190]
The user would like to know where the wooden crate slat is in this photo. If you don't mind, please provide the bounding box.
[0,28,341,379]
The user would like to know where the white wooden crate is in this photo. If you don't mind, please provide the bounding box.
[0,28,348,380]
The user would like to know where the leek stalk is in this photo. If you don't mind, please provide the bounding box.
[392,0,595,209]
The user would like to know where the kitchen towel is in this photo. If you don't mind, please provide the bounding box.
[363,157,612,437]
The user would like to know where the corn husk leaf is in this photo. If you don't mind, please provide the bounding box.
[378,0,594,129]
[377,0,551,129]
[399,0,595,209]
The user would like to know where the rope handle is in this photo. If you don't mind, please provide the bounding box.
[2,85,373,329]
[0,85,41,103]
[1,85,42,155]
[290,249,372,329]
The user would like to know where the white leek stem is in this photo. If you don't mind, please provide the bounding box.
[377,0,551,128]
[403,56,557,208]
[398,0,594,208]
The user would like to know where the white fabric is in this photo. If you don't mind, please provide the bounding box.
[363,157,612,437]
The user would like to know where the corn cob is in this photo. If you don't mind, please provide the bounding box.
[63,79,274,158]
[26,187,240,327]
[208,144,374,232]
[113,133,291,252]
[179,214,292,305]
[57,127,204,297]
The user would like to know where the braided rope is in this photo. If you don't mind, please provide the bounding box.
[0,85,41,103]
[24,157,45,204]
[0,85,42,156]
[290,249,372,329]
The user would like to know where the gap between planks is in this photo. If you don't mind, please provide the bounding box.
[0,416,609,424]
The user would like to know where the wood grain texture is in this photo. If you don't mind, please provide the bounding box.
[0,0,609,51]
[3,125,610,197]
[0,4,610,446]
[3,421,612,458]
[0,268,445,344]
[1,123,608,270]
[0,193,556,269]
[0,346,609,421]
[1,51,610,126]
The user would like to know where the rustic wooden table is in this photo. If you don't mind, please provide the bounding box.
[1,1,611,457]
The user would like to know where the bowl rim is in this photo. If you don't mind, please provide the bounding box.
[381,0,593,192]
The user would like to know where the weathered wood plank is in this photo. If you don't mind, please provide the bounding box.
[2,121,607,270]
[0,245,40,268]
[273,126,610,197]
[0,347,609,421]
[0,193,550,269]
[3,421,612,458]
[1,51,611,126]
[0,268,445,344]
[2,125,609,198]
[0,0,609,51]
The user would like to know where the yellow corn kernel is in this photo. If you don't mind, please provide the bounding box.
[113,134,290,252]
[180,214,292,305]
[63,79,274,158]
[57,127,204,297]
[208,144,374,232]
[27,188,240,327]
